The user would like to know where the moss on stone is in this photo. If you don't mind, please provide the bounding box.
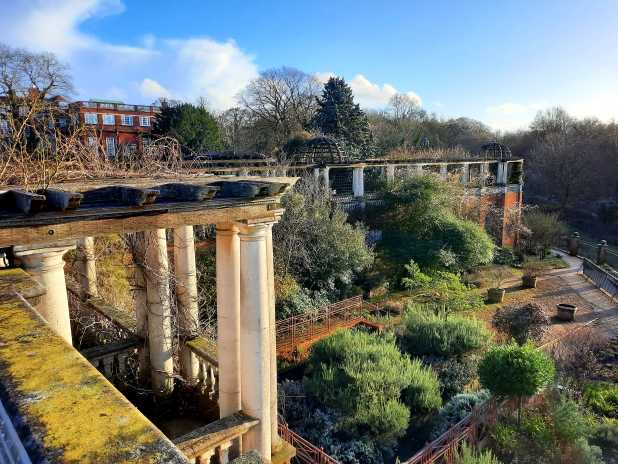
[0,268,46,300]
[0,293,188,463]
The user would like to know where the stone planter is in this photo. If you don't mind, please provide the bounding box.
[487,288,505,303]
[522,276,538,288]
[556,303,577,321]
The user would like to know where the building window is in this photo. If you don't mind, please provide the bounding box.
[103,114,115,125]
[58,118,67,128]
[121,115,134,126]
[84,113,98,124]
[139,116,151,127]
[48,120,54,129]
[99,103,115,110]
[0,119,8,130]
[106,137,116,157]
[88,137,96,147]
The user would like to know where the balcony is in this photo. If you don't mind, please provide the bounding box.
[118,104,136,111]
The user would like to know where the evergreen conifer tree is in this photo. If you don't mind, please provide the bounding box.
[312,77,375,158]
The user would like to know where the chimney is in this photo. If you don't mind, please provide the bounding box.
[161,99,169,109]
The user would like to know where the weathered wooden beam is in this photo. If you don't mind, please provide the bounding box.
[113,186,159,206]
[0,200,282,248]
[1,190,47,214]
[156,183,220,201]
[237,180,288,196]
[217,181,269,198]
[42,188,84,211]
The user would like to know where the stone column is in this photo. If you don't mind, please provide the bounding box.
[323,166,330,193]
[174,225,200,382]
[238,224,271,459]
[569,232,580,256]
[314,168,320,182]
[15,243,76,345]
[75,237,97,300]
[145,229,174,399]
[439,163,447,178]
[352,166,364,197]
[415,164,423,175]
[598,240,608,265]
[264,222,283,453]
[496,162,504,185]
[132,232,150,379]
[502,161,509,184]
[386,165,395,184]
[461,163,470,185]
[216,223,242,417]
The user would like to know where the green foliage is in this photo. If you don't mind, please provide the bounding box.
[491,301,551,346]
[569,437,605,464]
[153,102,224,154]
[431,390,491,439]
[491,423,517,453]
[401,303,492,358]
[312,76,375,158]
[424,356,480,401]
[493,246,519,266]
[308,330,440,440]
[585,383,618,418]
[404,359,442,413]
[373,174,494,272]
[426,272,485,311]
[401,259,431,294]
[274,176,374,309]
[522,211,567,258]
[478,340,555,399]
[456,441,503,464]
[551,399,593,443]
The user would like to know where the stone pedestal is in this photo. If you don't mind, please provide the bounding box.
[598,240,608,265]
[144,229,174,398]
[238,224,271,459]
[15,244,76,344]
[569,233,580,256]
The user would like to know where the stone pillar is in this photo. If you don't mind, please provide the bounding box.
[216,223,242,418]
[145,228,174,399]
[264,222,282,453]
[461,163,470,185]
[323,166,330,193]
[174,225,200,382]
[569,232,580,256]
[314,168,320,182]
[133,232,150,379]
[439,163,447,178]
[386,165,395,184]
[496,162,504,185]
[75,237,97,300]
[15,243,76,345]
[352,166,364,197]
[415,164,423,175]
[502,161,509,184]
[238,224,271,459]
[598,240,608,265]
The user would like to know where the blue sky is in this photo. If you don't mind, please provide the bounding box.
[1,0,617,131]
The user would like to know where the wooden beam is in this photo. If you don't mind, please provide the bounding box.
[0,199,282,248]
[42,189,84,211]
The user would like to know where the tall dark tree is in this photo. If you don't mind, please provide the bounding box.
[312,77,375,159]
[153,102,224,155]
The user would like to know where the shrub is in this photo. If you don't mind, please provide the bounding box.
[585,382,618,418]
[401,303,492,358]
[428,272,485,312]
[404,359,442,413]
[308,330,440,440]
[551,399,592,443]
[423,356,479,401]
[568,437,604,464]
[493,246,519,266]
[549,328,608,383]
[431,390,491,439]
[455,441,502,464]
[491,301,551,346]
[478,341,555,424]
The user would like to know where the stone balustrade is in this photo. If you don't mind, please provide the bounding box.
[80,337,139,387]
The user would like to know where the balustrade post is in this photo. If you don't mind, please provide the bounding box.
[199,449,215,464]
[598,240,608,265]
[386,165,395,184]
[219,441,232,464]
[570,232,580,256]
[76,237,98,300]
[132,231,150,380]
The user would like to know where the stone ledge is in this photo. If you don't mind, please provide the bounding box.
[230,450,272,463]
[186,335,218,366]
[270,440,296,464]
[0,292,188,463]
[0,268,46,305]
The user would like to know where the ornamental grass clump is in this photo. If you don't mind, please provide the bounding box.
[401,303,492,358]
[308,329,441,441]
[491,301,551,346]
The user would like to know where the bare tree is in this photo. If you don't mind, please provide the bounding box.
[235,66,321,152]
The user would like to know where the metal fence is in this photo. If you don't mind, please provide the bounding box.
[402,397,499,464]
[275,296,363,350]
[329,168,353,196]
[279,423,340,464]
[582,258,618,300]
[578,240,598,262]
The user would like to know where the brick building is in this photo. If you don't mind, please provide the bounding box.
[74,99,160,156]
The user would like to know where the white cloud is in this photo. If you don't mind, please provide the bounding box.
[486,119,530,131]
[529,101,548,110]
[487,103,527,115]
[0,0,258,109]
[315,71,336,83]
[569,95,618,121]
[435,102,444,108]
[136,79,171,100]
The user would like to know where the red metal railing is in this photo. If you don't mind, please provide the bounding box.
[279,423,340,464]
[276,296,363,350]
[402,397,498,464]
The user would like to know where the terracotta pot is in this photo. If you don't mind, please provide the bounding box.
[556,303,577,321]
[522,276,538,288]
[487,288,505,303]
